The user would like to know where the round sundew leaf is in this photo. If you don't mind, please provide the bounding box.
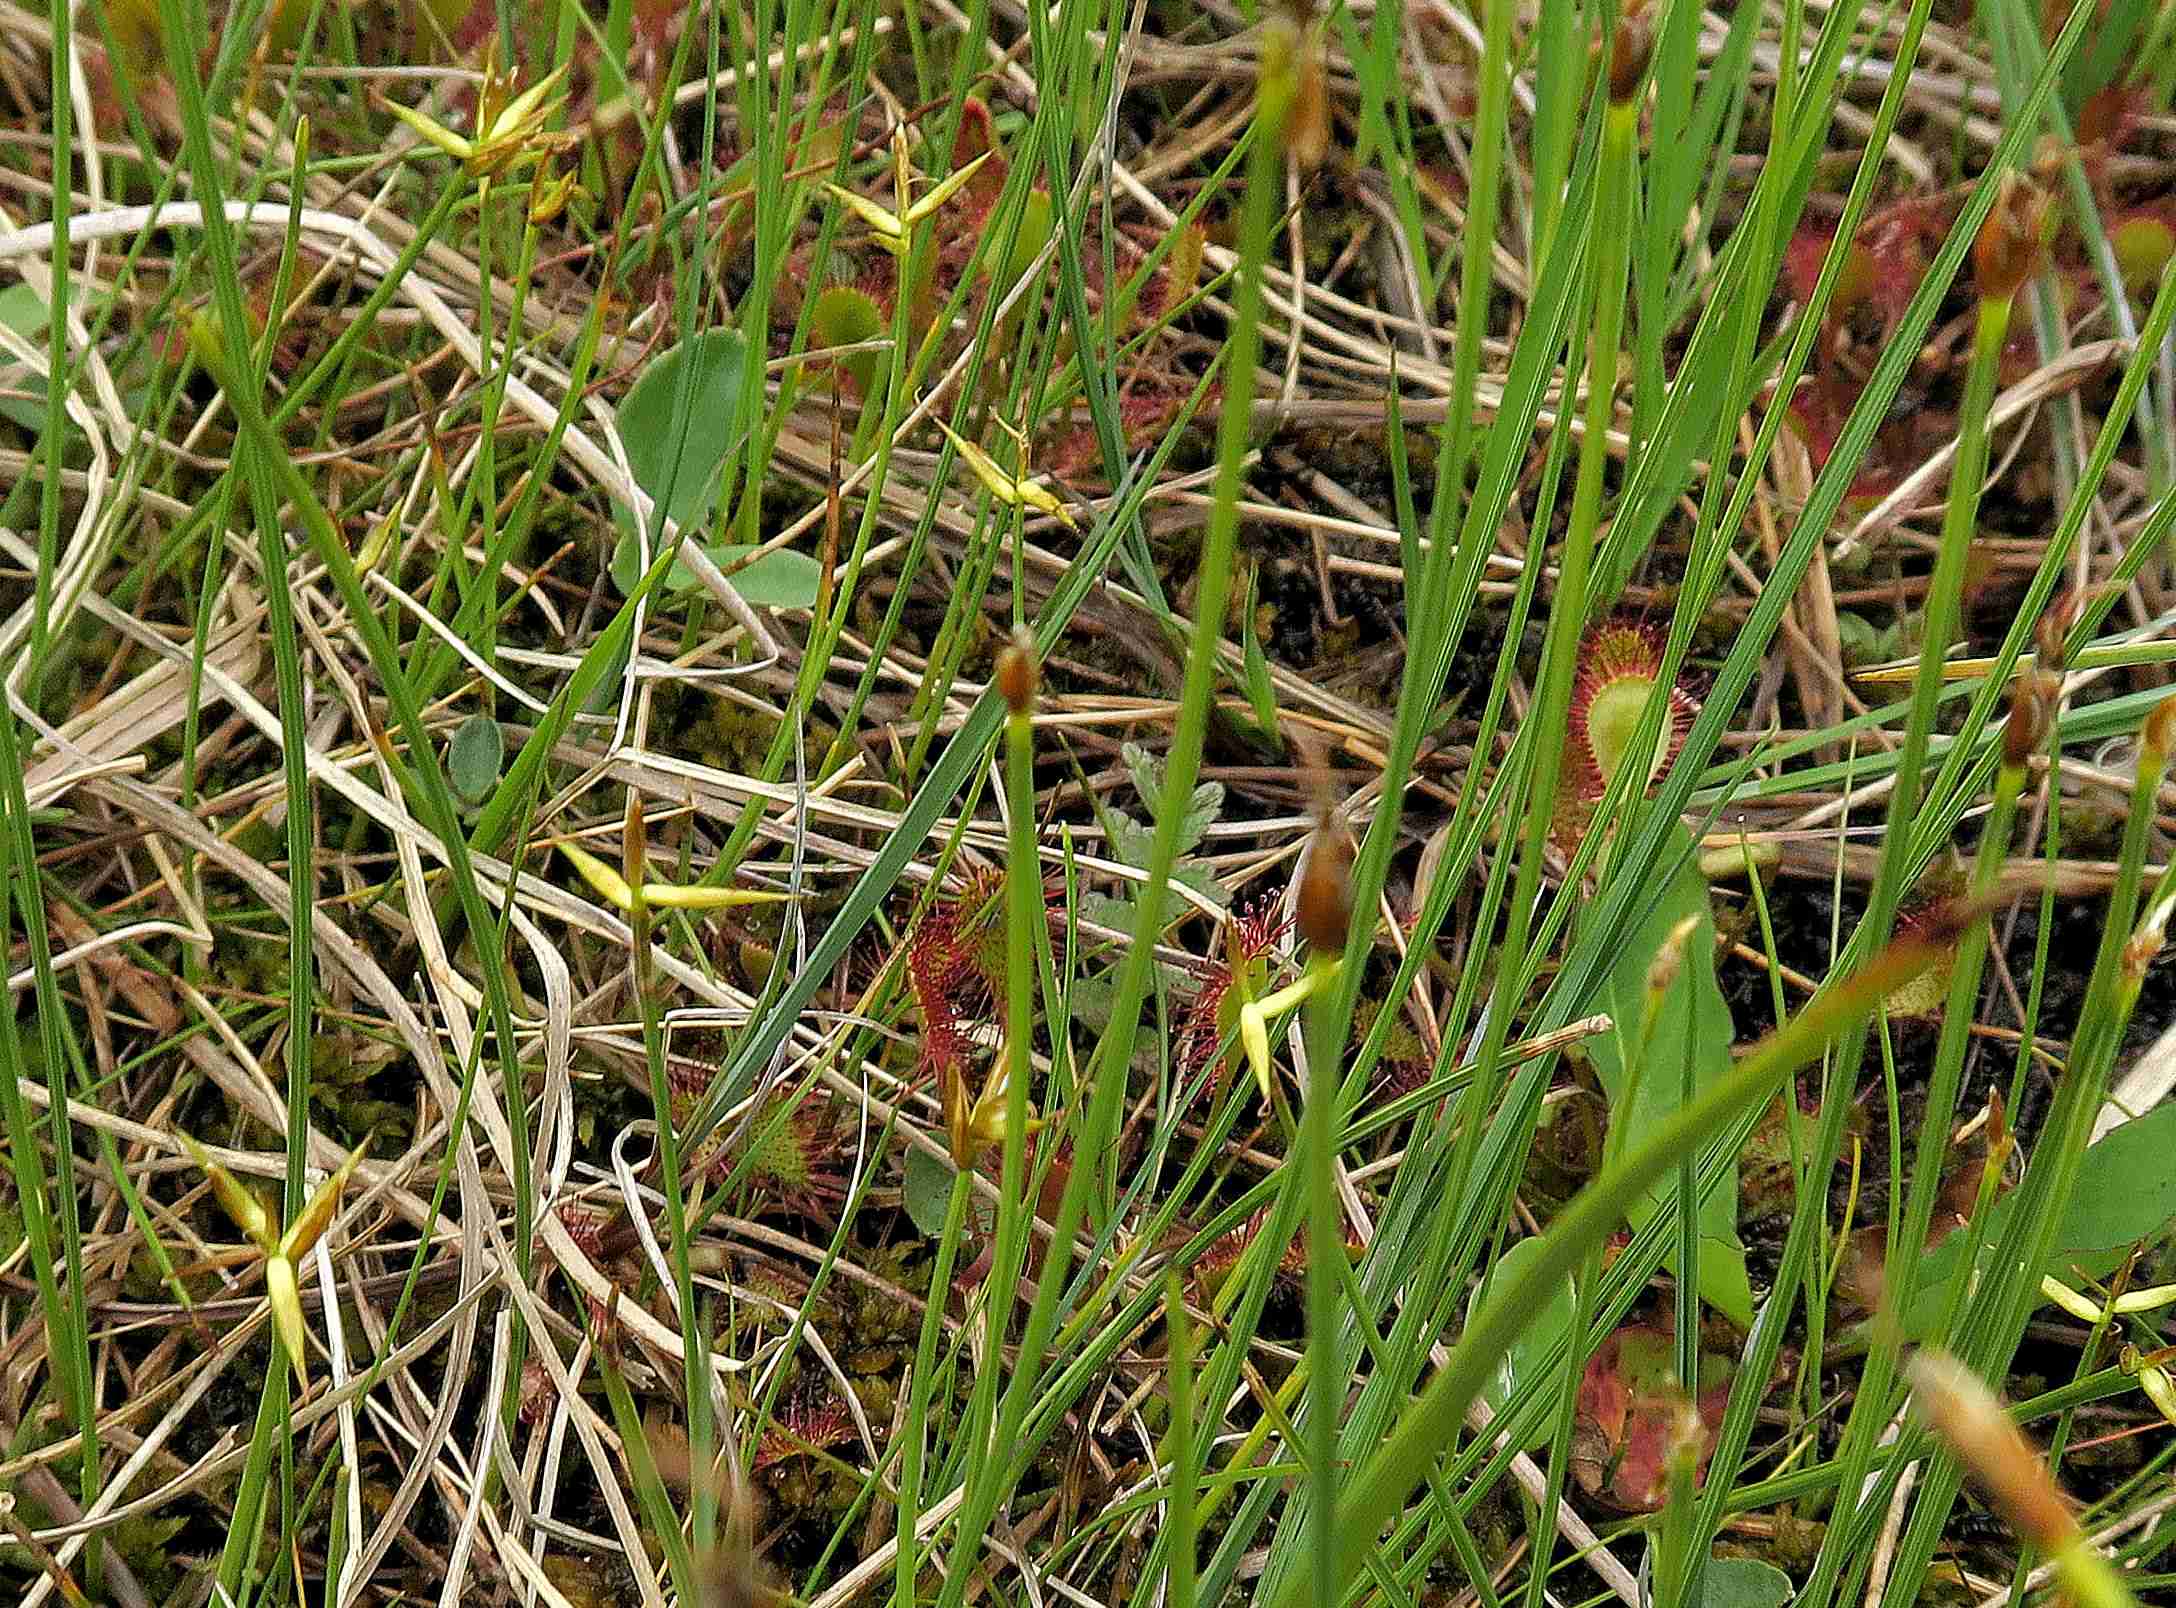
[809,284,887,395]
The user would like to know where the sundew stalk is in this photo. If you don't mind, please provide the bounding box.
[1297,809,1353,1608]
[959,629,1042,1492]
[1795,175,2046,1608]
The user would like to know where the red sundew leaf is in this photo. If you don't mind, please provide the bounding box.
[1572,1321,1735,1511]
[2077,81,2139,151]
[1862,197,1953,325]
[1044,425,1103,483]
[1175,899,1292,1086]
[904,869,1008,1080]
[1562,617,1697,805]
[1043,379,1195,487]
[1784,222,1841,307]
[1118,380,1189,442]
[633,0,679,58]
[754,1393,856,1471]
[853,255,901,317]
[1783,373,1943,503]
[1791,195,1954,333]
[1577,1339,1633,1446]
[949,99,1010,224]
[76,43,132,138]
[556,1204,607,1259]
[450,0,496,55]
[952,96,997,162]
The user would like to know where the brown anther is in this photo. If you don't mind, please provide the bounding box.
[995,625,1039,717]
[2002,670,2061,769]
[2147,694,2176,761]
[1287,42,1330,171]
[1295,811,1353,953]
[1972,172,2050,302]
[1261,14,1329,173]
[2035,600,2071,676]
[1646,914,1700,998]
[1606,7,1654,105]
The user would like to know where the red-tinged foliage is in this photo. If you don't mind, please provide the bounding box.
[632,0,680,61]
[1571,1319,1734,1511]
[754,1391,858,1472]
[1785,81,2176,505]
[2077,81,2141,164]
[519,1357,558,1426]
[947,99,1011,229]
[906,867,1009,1082]
[557,1202,608,1260]
[664,1057,848,1217]
[952,1134,1075,1292]
[449,0,496,55]
[1553,617,1700,850]
[1045,378,1199,482]
[1783,195,1962,500]
[1174,898,1292,1090]
[1784,367,1957,501]
[1190,1204,1364,1299]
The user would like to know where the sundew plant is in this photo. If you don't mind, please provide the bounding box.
[3,3,2176,1607]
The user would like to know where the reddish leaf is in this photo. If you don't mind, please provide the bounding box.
[1571,1320,1734,1511]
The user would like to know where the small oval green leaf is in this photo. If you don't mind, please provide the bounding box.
[448,712,504,805]
[614,325,750,553]
[1698,1558,1793,1608]
[902,1145,957,1241]
[709,545,822,609]
[809,284,887,396]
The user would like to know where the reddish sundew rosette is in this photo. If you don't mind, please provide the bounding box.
[1886,890,1962,1021]
[906,866,1012,1084]
[1554,618,1699,849]
[754,1391,858,1472]
[1175,899,1293,1093]
[1191,1204,1363,1301]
